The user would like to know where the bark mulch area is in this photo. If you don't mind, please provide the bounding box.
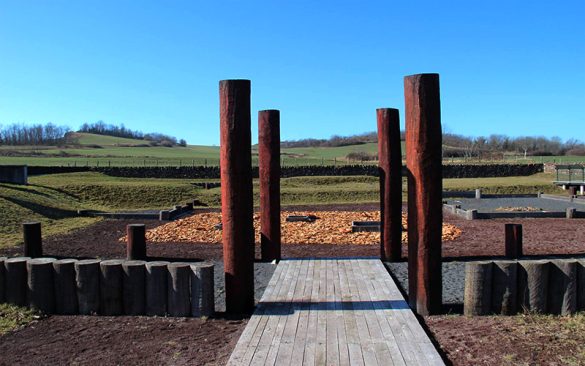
[0,315,245,366]
[425,314,585,366]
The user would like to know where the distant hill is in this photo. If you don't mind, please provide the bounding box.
[66,132,149,147]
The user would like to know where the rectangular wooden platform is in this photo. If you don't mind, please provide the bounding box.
[227,258,444,366]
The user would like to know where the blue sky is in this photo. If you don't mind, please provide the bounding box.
[1,1,583,145]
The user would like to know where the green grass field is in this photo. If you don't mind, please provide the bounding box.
[5,132,579,167]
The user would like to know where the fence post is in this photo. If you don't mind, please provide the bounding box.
[23,222,42,258]
[405,73,443,316]
[377,108,402,262]
[259,109,281,262]
[127,224,147,260]
[219,79,255,314]
[504,224,523,259]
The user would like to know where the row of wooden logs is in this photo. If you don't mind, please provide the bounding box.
[0,257,214,317]
[464,259,585,316]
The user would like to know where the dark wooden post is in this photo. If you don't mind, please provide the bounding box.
[220,79,255,314]
[127,224,147,260]
[504,224,522,259]
[23,222,42,258]
[405,73,443,316]
[259,109,281,262]
[377,108,402,262]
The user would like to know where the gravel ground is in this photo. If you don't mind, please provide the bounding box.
[212,261,276,312]
[446,197,585,213]
[385,261,466,305]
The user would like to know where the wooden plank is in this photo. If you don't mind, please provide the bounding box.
[334,260,351,366]
[358,259,407,366]
[229,261,288,366]
[315,259,328,366]
[266,259,304,365]
[303,259,321,366]
[291,260,313,365]
[344,260,378,366]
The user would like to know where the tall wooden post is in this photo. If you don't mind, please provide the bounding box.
[220,79,255,314]
[259,110,281,262]
[377,108,402,262]
[405,73,443,316]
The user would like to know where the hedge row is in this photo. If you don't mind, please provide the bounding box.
[28,163,543,179]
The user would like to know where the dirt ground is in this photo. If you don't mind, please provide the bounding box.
[425,314,585,366]
[1,203,585,365]
[0,315,244,365]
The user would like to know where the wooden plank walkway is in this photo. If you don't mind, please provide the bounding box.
[227,259,444,366]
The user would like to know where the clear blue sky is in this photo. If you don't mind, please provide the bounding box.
[1,1,583,145]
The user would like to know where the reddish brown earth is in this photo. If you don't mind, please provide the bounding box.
[1,203,584,365]
[425,314,585,366]
[0,315,245,365]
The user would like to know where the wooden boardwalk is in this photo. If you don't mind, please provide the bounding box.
[227,259,444,366]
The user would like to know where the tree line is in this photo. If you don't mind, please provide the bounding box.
[78,121,186,147]
[283,131,585,157]
[0,123,71,146]
[0,121,186,147]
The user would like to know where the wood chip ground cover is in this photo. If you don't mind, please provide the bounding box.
[128,211,462,245]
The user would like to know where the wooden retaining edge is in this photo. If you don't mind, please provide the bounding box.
[0,258,214,317]
[465,259,585,316]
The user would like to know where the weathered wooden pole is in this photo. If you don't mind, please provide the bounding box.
[548,260,577,315]
[377,108,402,262]
[191,262,215,317]
[504,224,523,259]
[123,260,146,315]
[100,259,124,315]
[259,109,281,262]
[27,258,56,313]
[167,262,191,317]
[75,259,101,315]
[4,257,30,306]
[23,222,42,258]
[145,261,169,316]
[491,260,518,315]
[53,259,78,315]
[518,260,549,313]
[126,224,147,260]
[464,261,493,316]
[220,79,255,314]
[405,73,443,315]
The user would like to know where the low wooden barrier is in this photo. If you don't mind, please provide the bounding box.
[0,257,214,317]
[465,259,584,316]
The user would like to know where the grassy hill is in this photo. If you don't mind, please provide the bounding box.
[0,132,582,167]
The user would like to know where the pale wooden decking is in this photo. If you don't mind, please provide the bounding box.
[227,259,444,366]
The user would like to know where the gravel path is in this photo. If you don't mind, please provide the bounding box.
[212,261,276,312]
[446,197,584,213]
[385,262,466,305]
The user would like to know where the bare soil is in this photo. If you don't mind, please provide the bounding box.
[0,315,245,365]
[425,314,585,366]
[1,203,585,365]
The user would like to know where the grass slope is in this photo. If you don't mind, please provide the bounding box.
[0,182,100,249]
